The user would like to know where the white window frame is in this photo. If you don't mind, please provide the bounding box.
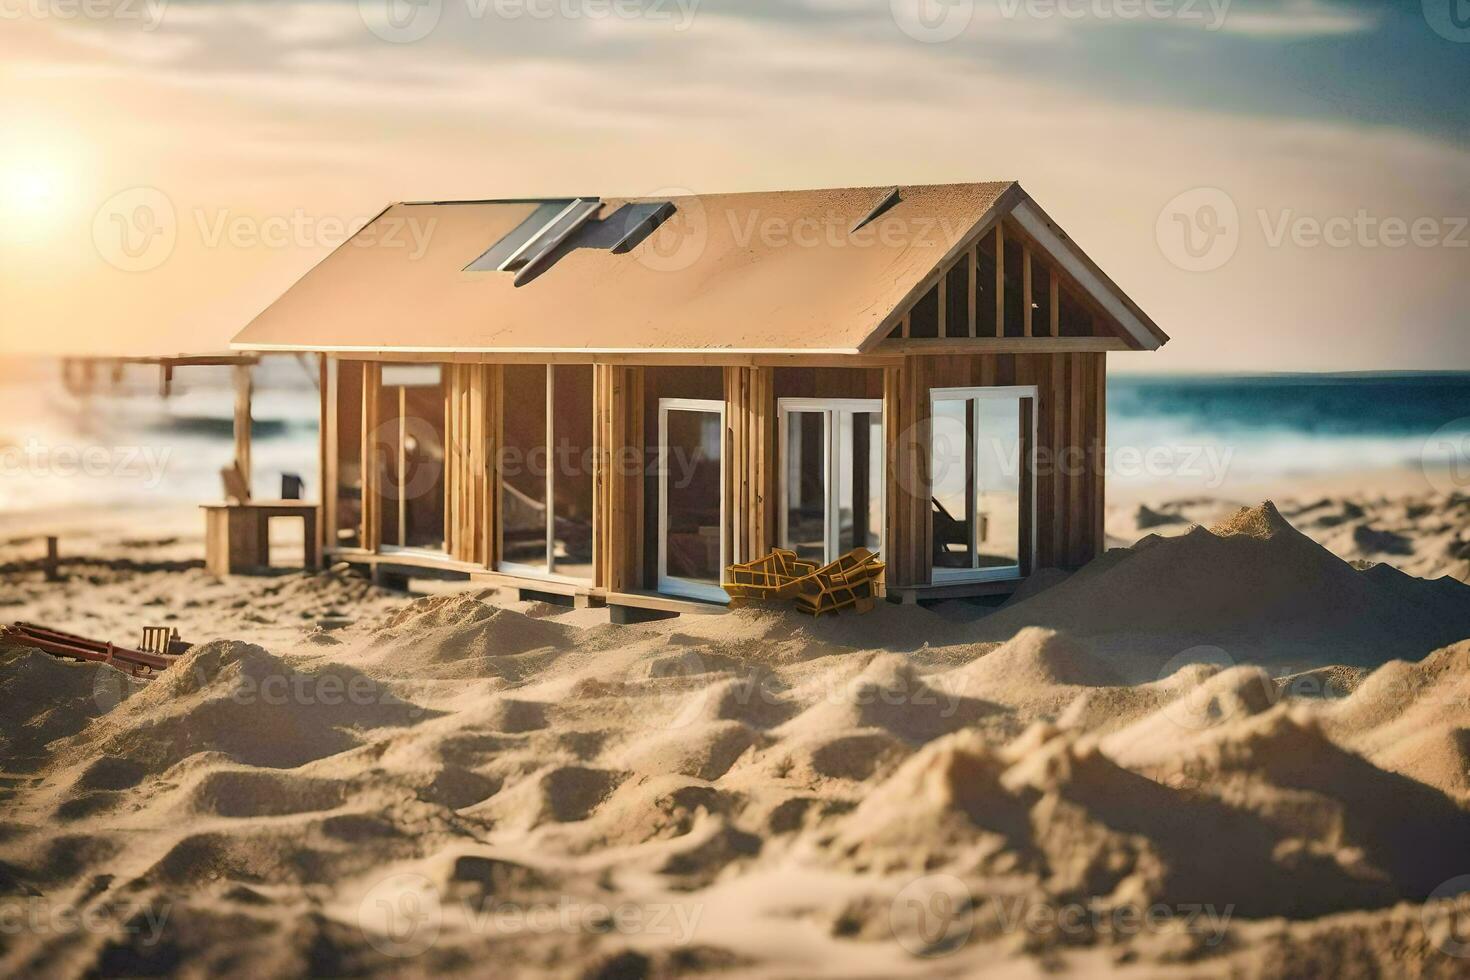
[928,385,1038,585]
[776,398,885,565]
[657,398,728,603]
[496,365,593,584]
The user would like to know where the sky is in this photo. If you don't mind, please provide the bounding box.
[0,0,1465,371]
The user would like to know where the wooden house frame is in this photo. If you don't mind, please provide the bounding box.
[233,182,1167,618]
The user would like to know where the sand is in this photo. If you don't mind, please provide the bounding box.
[2,489,1470,977]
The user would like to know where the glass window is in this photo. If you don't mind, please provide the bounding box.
[784,410,827,563]
[931,389,1034,581]
[376,364,447,551]
[500,364,549,571]
[659,403,725,600]
[779,401,883,565]
[333,360,364,548]
[551,365,595,580]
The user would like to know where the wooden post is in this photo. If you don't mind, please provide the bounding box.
[232,363,253,500]
[1023,248,1033,337]
[319,355,334,563]
[44,535,61,582]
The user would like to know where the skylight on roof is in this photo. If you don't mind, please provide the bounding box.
[464,199,576,272]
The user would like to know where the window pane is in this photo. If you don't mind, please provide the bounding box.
[501,365,548,570]
[664,408,723,585]
[334,361,363,548]
[837,411,882,555]
[930,399,973,569]
[551,365,594,580]
[376,382,401,547]
[975,397,1022,570]
[402,379,446,550]
[783,410,827,563]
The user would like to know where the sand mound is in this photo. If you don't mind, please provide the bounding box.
[181,768,349,818]
[475,697,548,733]
[46,640,428,775]
[976,502,1470,667]
[1370,725,1470,797]
[817,730,1029,874]
[0,645,144,766]
[475,765,627,832]
[945,628,1122,693]
[619,720,759,781]
[670,675,794,729]
[779,654,998,743]
[360,594,584,680]
[746,728,913,784]
[1120,707,1470,902]
[1102,663,1278,768]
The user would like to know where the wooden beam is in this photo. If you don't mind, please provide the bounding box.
[994,223,1005,337]
[232,362,253,500]
[967,246,977,338]
[292,349,900,369]
[320,356,335,560]
[1023,248,1033,338]
[873,337,1130,356]
[937,273,948,338]
[1050,275,1060,337]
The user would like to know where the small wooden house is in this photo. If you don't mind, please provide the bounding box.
[232,182,1167,619]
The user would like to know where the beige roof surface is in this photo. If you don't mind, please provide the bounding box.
[233,183,1033,354]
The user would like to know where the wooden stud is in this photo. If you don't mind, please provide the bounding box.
[1050,275,1060,337]
[967,246,978,338]
[937,273,948,338]
[994,224,1005,338]
[1023,248,1033,338]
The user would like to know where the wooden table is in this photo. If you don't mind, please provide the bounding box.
[202,501,320,576]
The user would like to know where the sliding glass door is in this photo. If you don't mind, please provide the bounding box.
[779,399,883,565]
[930,387,1036,582]
[658,399,726,602]
[498,364,594,581]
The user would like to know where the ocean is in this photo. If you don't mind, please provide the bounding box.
[1,362,1468,513]
[1108,373,1470,493]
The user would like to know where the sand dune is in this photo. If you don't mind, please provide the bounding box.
[2,501,1470,976]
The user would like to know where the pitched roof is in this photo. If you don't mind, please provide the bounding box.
[231,182,1165,355]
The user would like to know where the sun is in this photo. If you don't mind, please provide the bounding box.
[0,142,80,245]
[1,163,61,216]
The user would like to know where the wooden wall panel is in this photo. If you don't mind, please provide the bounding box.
[594,364,645,592]
[883,351,1106,586]
[442,364,498,566]
[724,366,776,566]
